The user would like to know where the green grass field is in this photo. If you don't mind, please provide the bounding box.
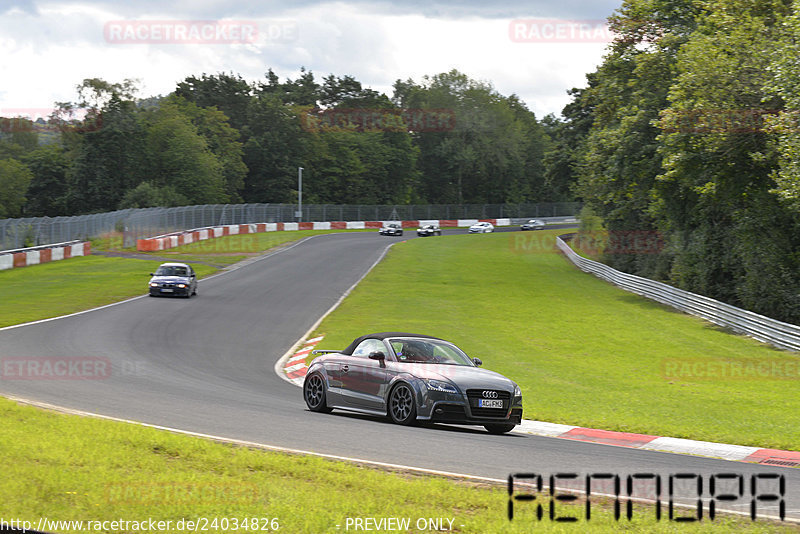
[310,230,800,451]
[0,397,788,533]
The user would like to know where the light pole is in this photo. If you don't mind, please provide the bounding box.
[297,167,304,222]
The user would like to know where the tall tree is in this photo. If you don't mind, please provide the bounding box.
[169,96,247,202]
[655,0,796,317]
[22,144,69,216]
[175,73,253,132]
[139,101,228,205]
[0,158,33,218]
[67,94,147,213]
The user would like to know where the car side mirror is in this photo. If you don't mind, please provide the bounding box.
[368,351,386,361]
[149,273,154,276]
[472,357,483,367]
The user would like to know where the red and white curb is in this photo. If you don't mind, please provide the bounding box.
[283,336,324,385]
[0,241,91,271]
[282,340,799,468]
[515,420,800,467]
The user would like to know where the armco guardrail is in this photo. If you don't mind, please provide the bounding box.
[556,235,800,352]
[0,240,91,271]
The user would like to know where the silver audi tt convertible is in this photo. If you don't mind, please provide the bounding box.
[303,332,523,434]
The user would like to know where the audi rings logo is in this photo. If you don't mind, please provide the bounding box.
[482,390,498,399]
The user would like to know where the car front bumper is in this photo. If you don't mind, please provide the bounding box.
[149,286,191,296]
[416,387,523,425]
[427,402,523,425]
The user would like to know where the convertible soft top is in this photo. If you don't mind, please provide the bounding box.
[341,332,444,355]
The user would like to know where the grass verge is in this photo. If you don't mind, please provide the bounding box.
[309,230,800,451]
[0,397,789,533]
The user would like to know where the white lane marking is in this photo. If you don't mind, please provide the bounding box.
[3,394,794,524]
[274,240,397,385]
[0,294,148,332]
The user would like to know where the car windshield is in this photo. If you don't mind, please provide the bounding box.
[155,266,188,276]
[389,338,474,366]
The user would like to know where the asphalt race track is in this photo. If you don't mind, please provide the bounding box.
[1,229,798,523]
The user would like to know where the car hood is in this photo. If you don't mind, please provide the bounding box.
[398,363,516,391]
[150,276,190,283]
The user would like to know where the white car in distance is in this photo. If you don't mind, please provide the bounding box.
[468,222,495,233]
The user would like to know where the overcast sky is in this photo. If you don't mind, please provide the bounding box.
[1,0,623,120]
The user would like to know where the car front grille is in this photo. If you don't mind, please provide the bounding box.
[466,389,511,418]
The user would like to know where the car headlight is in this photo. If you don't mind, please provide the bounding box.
[177,284,186,288]
[149,283,158,287]
[425,379,459,394]
[514,385,522,398]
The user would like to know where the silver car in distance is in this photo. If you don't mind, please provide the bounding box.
[303,332,523,434]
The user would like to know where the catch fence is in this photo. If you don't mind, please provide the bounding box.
[0,202,580,249]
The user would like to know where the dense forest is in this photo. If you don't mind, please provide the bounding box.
[0,68,567,218]
[567,0,800,323]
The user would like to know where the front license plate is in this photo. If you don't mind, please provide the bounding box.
[161,288,174,293]
[478,399,503,409]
